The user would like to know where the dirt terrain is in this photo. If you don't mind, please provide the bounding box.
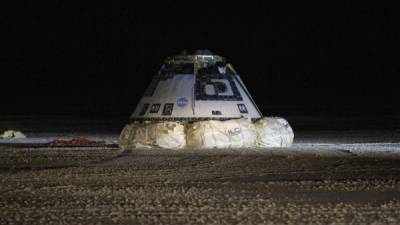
[0,146,400,225]
[1,116,400,224]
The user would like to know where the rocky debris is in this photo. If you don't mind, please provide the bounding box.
[0,130,26,139]
[48,138,106,146]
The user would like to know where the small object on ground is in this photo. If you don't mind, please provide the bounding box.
[1,130,26,139]
[49,138,106,146]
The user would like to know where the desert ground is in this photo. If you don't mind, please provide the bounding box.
[1,116,400,224]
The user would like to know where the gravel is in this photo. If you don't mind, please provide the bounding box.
[1,147,400,224]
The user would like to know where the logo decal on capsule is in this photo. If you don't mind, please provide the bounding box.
[177,97,188,107]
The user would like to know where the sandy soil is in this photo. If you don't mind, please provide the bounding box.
[1,147,400,225]
[1,116,400,224]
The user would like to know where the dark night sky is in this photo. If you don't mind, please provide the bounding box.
[1,2,399,116]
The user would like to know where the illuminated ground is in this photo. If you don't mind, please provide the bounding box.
[0,116,400,224]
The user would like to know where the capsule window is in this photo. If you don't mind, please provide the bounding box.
[162,103,174,116]
[139,103,149,116]
[237,104,248,114]
[212,110,222,115]
[150,104,161,113]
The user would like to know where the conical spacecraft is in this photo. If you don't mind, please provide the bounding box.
[130,50,262,122]
[119,50,293,149]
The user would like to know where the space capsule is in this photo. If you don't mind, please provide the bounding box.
[130,50,262,122]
